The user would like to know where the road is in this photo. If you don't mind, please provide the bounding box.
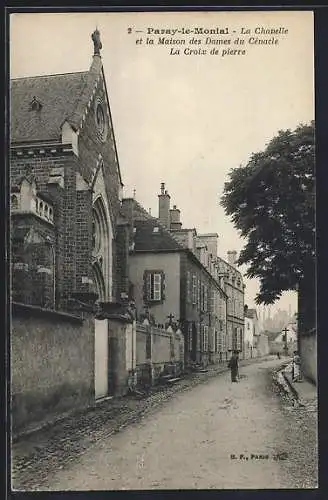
[12,358,317,490]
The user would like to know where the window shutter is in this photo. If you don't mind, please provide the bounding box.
[188,322,193,351]
[143,270,151,303]
[161,271,165,301]
[211,289,215,315]
[153,273,161,300]
[186,271,190,303]
[192,275,197,304]
[201,325,204,351]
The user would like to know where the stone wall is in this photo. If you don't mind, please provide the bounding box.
[243,344,255,360]
[136,328,148,365]
[254,334,270,357]
[135,323,184,386]
[107,318,131,396]
[269,341,297,356]
[11,303,95,434]
[299,330,317,385]
[152,328,171,364]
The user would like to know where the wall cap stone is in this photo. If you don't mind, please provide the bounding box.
[12,302,83,324]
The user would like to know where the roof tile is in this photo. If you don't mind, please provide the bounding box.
[133,219,183,252]
[11,72,89,143]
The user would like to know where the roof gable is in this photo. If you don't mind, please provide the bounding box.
[267,331,281,341]
[246,308,258,320]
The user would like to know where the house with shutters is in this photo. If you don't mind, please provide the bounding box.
[121,186,228,367]
[215,254,245,355]
[10,30,134,433]
[153,185,245,358]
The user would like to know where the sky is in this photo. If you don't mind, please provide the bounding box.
[9,11,314,315]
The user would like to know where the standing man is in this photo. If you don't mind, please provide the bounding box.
[292,351,302,382]
[228,351,239,382]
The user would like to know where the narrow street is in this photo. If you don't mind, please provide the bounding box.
[12,358,317,490]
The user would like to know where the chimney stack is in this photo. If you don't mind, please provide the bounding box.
[158,182,170,228]
[227,250,238,267]
[170,204,182,230]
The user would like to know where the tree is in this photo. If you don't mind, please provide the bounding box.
[221,122,315,332]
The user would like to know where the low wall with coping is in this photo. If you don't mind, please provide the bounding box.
[299,330,317,385]
[135,323,184,386]
[11,302,95,434]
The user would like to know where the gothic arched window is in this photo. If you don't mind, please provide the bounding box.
[92,196,112,301]
[92,209,102,254]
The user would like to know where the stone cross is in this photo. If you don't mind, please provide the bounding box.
[282,327,289,353]
[92,29,102,55]
[167,313,175,326]
[282,327,289,340]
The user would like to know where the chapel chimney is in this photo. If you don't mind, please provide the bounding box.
[158,182,171,228]
[227,250,238,267]
[170,205,182,230]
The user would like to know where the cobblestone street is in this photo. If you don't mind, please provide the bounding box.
[12,357,317,490]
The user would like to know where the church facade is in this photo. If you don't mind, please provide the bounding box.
[10,29,128,312]
[10,31,134,433]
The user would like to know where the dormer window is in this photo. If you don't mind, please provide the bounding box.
[29,96,42,112]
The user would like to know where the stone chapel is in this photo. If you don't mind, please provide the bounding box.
[10,30,130,312]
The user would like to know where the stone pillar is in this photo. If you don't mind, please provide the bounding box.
[167,325,175,362]
[176,327,185,372]
[143,318,154,385]
[131,319,137,386]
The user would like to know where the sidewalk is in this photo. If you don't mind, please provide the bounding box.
[276,357,317,412]
[283,370,317,409]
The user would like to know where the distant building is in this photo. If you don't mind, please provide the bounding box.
[214,253,245,354]
[244,306,261,358]
[244,306,254,357]
[267,320,298,355]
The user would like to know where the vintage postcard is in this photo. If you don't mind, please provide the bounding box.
[9,10,317,491]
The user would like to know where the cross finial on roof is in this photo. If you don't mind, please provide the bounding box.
[167,313,175,325]
[92,28,102,56]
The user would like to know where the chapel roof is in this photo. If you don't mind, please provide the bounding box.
[10,71,89,143]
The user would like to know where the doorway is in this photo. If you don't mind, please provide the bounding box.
[94,318,109,399]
